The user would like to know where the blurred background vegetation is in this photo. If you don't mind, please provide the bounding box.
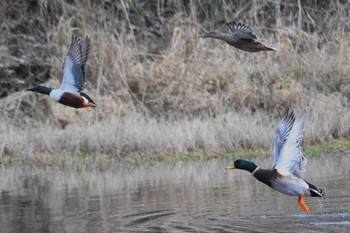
[1,0,350,161]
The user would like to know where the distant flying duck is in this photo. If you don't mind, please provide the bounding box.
[200,22,276,52]
[26,35,96,108]
[226,110,324,214]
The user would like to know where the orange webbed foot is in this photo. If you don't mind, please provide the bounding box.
[298,195,309,214]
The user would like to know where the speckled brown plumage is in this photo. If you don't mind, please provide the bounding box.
[200,22,276,52]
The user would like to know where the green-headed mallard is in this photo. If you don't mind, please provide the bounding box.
[200,22,276,52]
[226,110,324,213]
[26,35,96,108]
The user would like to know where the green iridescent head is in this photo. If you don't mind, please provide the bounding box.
[26,86,53,95]
[225,159,257,173]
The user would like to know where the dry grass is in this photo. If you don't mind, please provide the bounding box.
[1,1,350,159]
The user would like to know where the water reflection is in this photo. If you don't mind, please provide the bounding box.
[0,156,349,233]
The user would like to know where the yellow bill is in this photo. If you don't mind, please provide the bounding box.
[225,164,235,170]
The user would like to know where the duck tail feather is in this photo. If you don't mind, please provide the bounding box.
[307,181,324,197]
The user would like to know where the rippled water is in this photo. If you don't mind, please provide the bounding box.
[0,156,349,232]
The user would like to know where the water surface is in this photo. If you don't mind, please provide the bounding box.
[0,156,349,232]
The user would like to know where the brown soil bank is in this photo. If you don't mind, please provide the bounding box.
[1,1,350,159]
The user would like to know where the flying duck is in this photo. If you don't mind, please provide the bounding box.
[26,35,96,108]
[225,110,324,213]
[200,22,276,52]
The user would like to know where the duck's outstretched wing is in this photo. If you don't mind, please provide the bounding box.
[274,115,307,176]
[60,35,90,93]
[226,22,257,40]
[272,110,295,168]
[80,36,90,82]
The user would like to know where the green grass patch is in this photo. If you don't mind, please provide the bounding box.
[305,140,350,158]
[173,154,190,162]
[172,154,202,162]
[231,153,237,161]
[1,157,10,167]
[306,144,326,158]
[327,139,350,151]
[0,155,26,167]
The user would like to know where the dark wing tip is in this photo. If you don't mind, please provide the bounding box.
[66,35,89,92]
[226,22,257,40]
[85,35,91,44]
[226,22,236,31]
[281,107,295,121]
[226,22,252,32]
[276,108,296,141]
[80,35,90,65]
[70,35,81,48]
[68,35,82,63]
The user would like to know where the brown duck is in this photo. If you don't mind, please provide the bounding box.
[200,22,276,52]
[225,110,324,213]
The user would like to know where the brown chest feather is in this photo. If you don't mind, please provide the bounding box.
[253,169,282,188]
[59,92,86,108]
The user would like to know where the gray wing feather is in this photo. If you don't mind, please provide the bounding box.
[60,35,90,93]
[81,36,90,65]
[275,117,306,175]
[272,110,295,168]
[226,22,257,40]
[79,36,90,90]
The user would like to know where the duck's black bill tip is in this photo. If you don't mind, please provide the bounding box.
[26,87,35,91]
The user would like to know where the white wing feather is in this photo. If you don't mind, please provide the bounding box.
[60,55,80,94]
[275,117,307,176]
[272,112,295,168]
